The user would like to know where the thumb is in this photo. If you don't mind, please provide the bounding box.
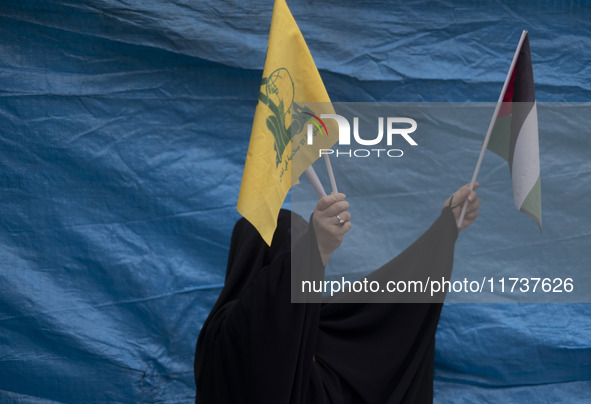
[455,182,479,204]
[316,193,346,211]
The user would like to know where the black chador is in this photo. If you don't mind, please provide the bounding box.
[195,207,458,403]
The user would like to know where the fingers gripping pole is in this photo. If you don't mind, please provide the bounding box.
[457,183,475,229]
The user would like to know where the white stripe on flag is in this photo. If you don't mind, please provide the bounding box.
[511,102,540,209]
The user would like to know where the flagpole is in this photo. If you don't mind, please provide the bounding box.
[304,153,338,199]
[457,30,528,228]
[323,154,338,194]
[305,165,327,197]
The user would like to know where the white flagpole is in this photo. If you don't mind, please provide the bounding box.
[305,165,327,197]
[457,30,528,228]
[323,154,338,194]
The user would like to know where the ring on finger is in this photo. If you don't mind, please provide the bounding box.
[336,214,345,226]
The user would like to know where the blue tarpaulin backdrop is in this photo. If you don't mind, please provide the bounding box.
[1,1,590,403]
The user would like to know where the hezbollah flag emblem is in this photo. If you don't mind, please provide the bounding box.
[237,0,337,245]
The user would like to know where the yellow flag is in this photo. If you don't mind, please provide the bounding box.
[237,0,336,245]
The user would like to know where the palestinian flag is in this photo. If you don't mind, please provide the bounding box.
[487,32,542,231]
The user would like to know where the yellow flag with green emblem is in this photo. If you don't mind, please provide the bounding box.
[237,0,336,245]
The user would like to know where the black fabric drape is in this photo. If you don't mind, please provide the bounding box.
[195,207,458,404]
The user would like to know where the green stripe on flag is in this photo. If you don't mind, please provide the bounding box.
[519,176,542,231]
